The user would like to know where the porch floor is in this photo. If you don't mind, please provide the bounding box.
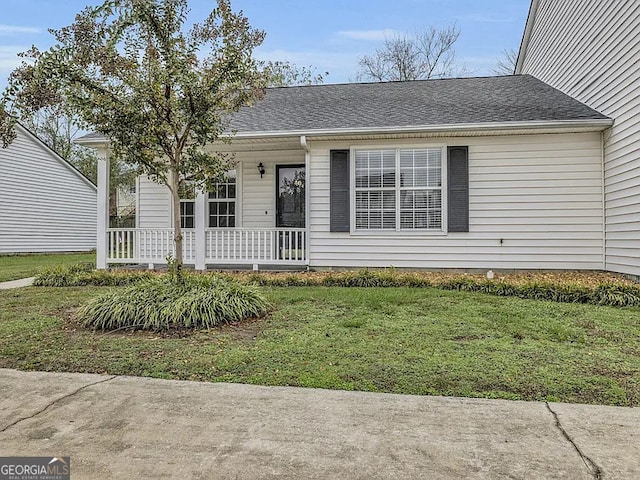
[111,263,309,272]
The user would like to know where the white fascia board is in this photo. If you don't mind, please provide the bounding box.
[231,118,614,140]
[515,0,540,74]
[73,116,613,146]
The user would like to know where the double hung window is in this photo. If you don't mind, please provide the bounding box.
[179,183,196,229]
[178,171,237,229]
[208,172,236,228]
[354,148,443,231]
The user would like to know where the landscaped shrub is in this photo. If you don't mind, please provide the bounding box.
[77,274,269,331]
[34,263,153,287]
[33,262,93,286]
[35,263,640,309]
[237,269,640,309]
[593,283,640,307]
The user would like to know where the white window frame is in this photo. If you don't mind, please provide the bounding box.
[207,170,238,228]
[173,169,242,230]
[349,144,448,236]
[179,183,196,230]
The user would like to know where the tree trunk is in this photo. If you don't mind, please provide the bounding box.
[169,169,184,273]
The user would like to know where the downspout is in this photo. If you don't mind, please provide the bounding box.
[300,135,311,269]
[601,131,606,272]
[135,176,140,229]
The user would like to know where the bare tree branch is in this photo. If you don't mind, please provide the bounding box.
[357,24,467,82]
[492,48,518,76]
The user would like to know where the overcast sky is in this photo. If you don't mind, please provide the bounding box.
[0,0,530,87]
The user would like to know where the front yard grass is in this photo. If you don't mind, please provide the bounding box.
[1,285,639,406]
[0,253,95,282]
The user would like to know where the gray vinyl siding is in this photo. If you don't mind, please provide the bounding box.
[519,0,640,277]
[0,126,97,254]
[308,133,603,270]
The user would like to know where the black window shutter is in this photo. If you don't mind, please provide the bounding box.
[330,150,350,232]
[447,146,469,233]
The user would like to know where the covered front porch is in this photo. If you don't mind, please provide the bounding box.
[95,140,310,269]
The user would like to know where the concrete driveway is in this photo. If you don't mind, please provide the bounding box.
[0,369,638,479]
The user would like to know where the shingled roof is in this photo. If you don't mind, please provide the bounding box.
[229,74,609,134]
[76,74,610,143]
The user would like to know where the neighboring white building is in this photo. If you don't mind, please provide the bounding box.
[516,0,640,278]
[79,75,619,272]
[0,123,97,254]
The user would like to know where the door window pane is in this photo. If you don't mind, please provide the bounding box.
[277,166,305,228]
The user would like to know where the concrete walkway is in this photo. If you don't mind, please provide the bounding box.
[0,369,638,479]
[0,277,35,289]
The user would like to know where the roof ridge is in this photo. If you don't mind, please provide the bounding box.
[265,74,528,91]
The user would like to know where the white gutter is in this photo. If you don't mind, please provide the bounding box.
[75,117,613,145]
[231,118,614,140]
[515,0,540,74]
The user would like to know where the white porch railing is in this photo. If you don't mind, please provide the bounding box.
[205,228,306,264]
[108,229,196,264]
[106,228,307,266]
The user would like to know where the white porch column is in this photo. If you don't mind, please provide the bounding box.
[96,148,110,270]
[301,136,311,266]
[195,189,207,271]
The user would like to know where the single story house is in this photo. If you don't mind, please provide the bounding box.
[0,123,97,254]
[78,74,621,273]
[516,0,640,279]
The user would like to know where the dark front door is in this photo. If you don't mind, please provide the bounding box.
[276,165,305,228]
[276,165,305,261]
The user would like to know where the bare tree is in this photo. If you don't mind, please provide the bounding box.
[357,24,466,81]
[492,48,518,76]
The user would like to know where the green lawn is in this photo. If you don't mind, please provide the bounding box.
[0,253,95,282]
[1,285,639,406]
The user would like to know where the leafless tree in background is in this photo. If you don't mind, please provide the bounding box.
[357,24,467,81]
[492,48,518,76]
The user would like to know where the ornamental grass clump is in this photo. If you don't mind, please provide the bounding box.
[33,262,95,287]
[234,269,640,308]
[593,283,640,307]
[77,274,268,331]
[34,263,153,287]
